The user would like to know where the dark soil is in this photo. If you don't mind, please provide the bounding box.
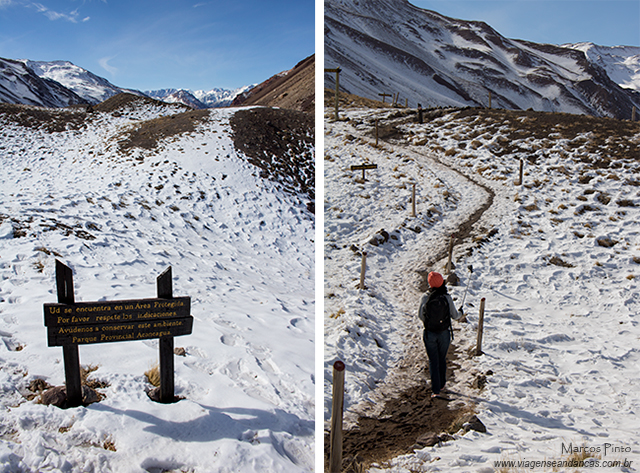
[0,102,87,132]
[116,109,211,152]
[325,349,473,472]
[230,107,315,202]
[452,107,640,164]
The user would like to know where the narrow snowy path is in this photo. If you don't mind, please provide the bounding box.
[324,108,493,460]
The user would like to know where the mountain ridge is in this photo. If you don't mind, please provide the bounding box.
[325,0,640,119]
[0,57,256,109]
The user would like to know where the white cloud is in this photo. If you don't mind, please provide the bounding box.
[99,56,118,76]
[31,2,80,22]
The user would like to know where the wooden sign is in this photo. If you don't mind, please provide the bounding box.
[44,297,192,346]
[44,260,192,405]
[350,163,378,181]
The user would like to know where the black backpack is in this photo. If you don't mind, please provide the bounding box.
[423,291,451,333]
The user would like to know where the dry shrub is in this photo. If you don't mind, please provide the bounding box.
[145,365,160,387]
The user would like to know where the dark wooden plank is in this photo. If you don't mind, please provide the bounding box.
[159,336,175,403]
[55,260,81,407]
[157,267,173,299]
[157,266,176,402]
[44,297,191,327]
[63,345,82,407]
[350,164,378,171]
[55,260,74,304]
[47,316,193,346]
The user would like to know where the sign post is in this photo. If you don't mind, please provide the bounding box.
[350,163,378,181]
[44,260,192,406]
[55,260,82,407]
[157,266,175,403]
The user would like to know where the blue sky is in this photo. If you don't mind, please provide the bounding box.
[0,0,314,91]
[411,0,640,47]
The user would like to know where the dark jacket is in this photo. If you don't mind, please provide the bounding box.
[418,286,462,329]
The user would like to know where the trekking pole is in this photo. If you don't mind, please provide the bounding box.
[460,265,473,307]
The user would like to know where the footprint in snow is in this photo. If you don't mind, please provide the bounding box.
[220,333,243,347]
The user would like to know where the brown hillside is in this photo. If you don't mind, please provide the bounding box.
[232,55,314,113]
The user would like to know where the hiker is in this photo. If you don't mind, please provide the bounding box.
[418,271,462,399]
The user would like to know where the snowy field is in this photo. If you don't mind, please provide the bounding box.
[324,105,640,472]
[0,101,315,472]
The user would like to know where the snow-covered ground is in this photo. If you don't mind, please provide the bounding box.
[0,102,314,472]
[324,105,640,472]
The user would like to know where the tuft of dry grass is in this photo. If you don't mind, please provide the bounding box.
[145,365,161,387]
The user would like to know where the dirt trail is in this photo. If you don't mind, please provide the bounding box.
[324,117,495,472]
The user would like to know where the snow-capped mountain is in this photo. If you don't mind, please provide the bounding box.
[146,86,255,109]
[193,86,254,107]
[0,57,87,108]
[22,59,142,104]
[565,43,640,92]
[0,57,253,110]
[144,88,208,109]
[325,0,640,119]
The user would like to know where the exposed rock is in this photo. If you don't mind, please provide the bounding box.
[40,386,67,408]
[369,229,390,246]
[461,414,487,433]
[596,235,618,248]
[39,385,102,408]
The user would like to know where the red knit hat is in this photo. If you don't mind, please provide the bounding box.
[428,271,444,288]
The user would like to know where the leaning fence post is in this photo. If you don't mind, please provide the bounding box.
[445,234,455,274]
[475,298,486,356]
[359,252,367,290]
[517,159,524,186]
[330,360,346,473]
[411,183,416,217]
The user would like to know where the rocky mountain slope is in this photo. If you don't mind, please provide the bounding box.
[23,59,142,104]
[324,0,640,119]
[0,57,88,108]
[232,55,315,113]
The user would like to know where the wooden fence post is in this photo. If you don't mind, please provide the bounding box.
[379,93,391,103]
[445,234,455,274]
[517,159,524,186]
[330,360,346,473]
[359,252,368,290]
[411,183,416,217]
[157,266,176,403]
[55,260,82,408]
[633,106,637,122]
[375,119,379,147]
[475,298,486,356]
